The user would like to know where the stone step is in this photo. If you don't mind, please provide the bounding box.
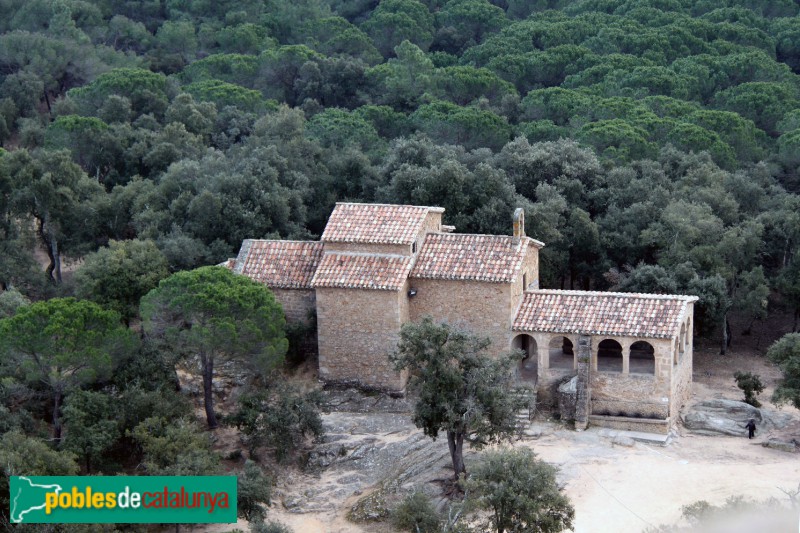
[595,427,672,446]
[511,387,536,431]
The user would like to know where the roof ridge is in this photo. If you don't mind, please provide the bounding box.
[429,232,517,239]
[243,239,322,245]
[427,233,545,247]
[526,289,699,301]
[335,202,445,213]
[323,251,411,260]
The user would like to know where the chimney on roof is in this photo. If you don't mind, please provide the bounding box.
[513,208,525,239]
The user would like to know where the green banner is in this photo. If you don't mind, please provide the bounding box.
[9,476,237,524]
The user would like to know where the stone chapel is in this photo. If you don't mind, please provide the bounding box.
[229,202,696,433]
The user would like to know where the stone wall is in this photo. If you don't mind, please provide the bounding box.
[414,212,443,253]
[322,242,411,255]
[511,243,540,312]
[670,304,694,425]
[316,287,406,391]
[588,415,670,434]
[409,279,512,357]
[271,288,316,323]
[522,241,540,289]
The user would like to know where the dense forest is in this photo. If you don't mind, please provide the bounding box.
[0,0,799,528]
[1,0,800,337]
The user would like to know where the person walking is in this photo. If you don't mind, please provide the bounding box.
[745,418,756,439]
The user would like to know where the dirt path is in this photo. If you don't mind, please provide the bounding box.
[527,428,799,532]
[257,421,800,533]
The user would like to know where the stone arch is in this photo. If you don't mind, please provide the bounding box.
[548,336,574,370]
[597,339,623,372]
[630,341,655,375]
[679,323,686,360]
[512,334,538,381]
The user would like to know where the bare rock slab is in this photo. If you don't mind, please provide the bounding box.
[682,399,794,436]
[763,439,797,453]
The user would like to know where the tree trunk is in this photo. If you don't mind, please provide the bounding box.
[202,355,218,429]
[720,314,731,355]
[53,390,62,442]
[38,217,61,283]
[447,431,466,479]
[51,238,61,283]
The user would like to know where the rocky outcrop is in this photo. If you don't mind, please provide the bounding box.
[763,439,798,453]
[681,399,794,436]
[557,376,578,422]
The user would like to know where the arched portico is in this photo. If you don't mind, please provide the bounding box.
[548,336,575,370]
[597,339,623,372]
[630,341,655,375]
[512,334,538,381]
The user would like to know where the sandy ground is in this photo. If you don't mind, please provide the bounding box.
[532,425,800,532]
[258,427,800,533]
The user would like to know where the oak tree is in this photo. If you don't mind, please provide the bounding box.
[390,317,522,479]
[468,447,575,533]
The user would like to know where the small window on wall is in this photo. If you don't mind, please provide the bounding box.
[412,242,417,254]
[523,272,528,290]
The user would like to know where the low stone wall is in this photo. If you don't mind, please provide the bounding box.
[589,414,670,434]
[537,369,576,407]
[591,398,669,419]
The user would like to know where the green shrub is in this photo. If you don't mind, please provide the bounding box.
[734,371,765,407]
[392,491,441,533]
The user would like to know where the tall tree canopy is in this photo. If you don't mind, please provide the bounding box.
[0,298,134,440]
[140,266,288,428]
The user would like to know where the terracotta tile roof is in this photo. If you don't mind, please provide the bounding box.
[410,233,540,283]
[321,203,443,245]
[513,290,697,339]
[311,253,412,290]
[232,240,323,289]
